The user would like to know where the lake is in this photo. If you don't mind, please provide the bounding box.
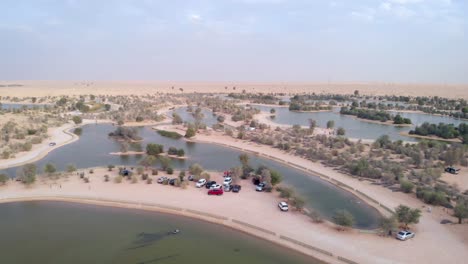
[0,124,381,229]
[0,201,318,264]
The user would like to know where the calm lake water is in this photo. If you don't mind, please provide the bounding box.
[0,201,319,264]
[252,105,466,141]
[1,124,380,229]
[171,107,218,127]
[0,102,49,110]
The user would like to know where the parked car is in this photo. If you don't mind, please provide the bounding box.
[210,184,222,190]
[169,178,176,186]
[208,188,223,196]
[396,230,415,241]
[278,202,289,211]
[232,185,242,193]
[157,177,167,184]
[445,166,460,174]
[49,142,56,146]
[196,178,206,188]
[224,185,233,192]
[205,181,216,189]
[223,177,232,185]
[188,175,195,181]
[256,182,266,192]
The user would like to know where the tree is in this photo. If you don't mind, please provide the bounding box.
[270,170,283,186]
[217,115,225,123]
[454,200,468,224]
[44,163,56,175]
[172,113,183,124]
[67,164,77,173]
[140,155,157,169]
[400,180,414,193]
[270,108,276,114]
[326,120,335,129]
[104,104,111,111]
[336,127,346,136]
[185,125,196,138]
[17,163,37,184]
[308,119,316,133]
[159,156,171,170]
[72,116,83,125]
[107,164,115,171]
[379,216,397,235]
[0,174,8,185]
[333,210,354,229]
[354,90,359,96]
[146,143,164,156]
[395,205,421,228]
[189,163,204,176]
[239,154,250,168]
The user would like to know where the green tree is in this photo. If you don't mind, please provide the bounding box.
[270,108,276,114]
[66,164,77,173]
[270,170,283,186]
[189,163,204,176]
[72,116,83,125]
[400,180,414,193]
[379,215,397,235]
[146,143,164,156]
[158,156,171,170]
[44,163,56,175]
[239,154,250,168]
[333,210,354,229]
[139,155,157,169]
[336,127,346,136]
[185,125,196,138]
[107,164,115,171]
[395,205,421,228]
[326,120,335,129]
[17,163,37,184]
[172,113,183,124]
[454,200,468,224]
[0,174,9,185]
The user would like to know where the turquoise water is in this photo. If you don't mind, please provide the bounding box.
[0,201,319,264]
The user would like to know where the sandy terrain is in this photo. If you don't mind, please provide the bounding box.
[1,81,467,99]
[1,165,467,264]
[441,170,468,192]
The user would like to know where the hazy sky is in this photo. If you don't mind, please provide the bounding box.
[1,0,467,83]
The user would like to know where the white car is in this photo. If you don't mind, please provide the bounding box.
[196,179,206,188]
[278,202,289,211]
[256,182,266,192]
[396,230,415,241]
[157,177,167,184]
[223,177,232,185]
[210,184,222,190]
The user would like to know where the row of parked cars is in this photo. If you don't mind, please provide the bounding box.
[195,177,242,196]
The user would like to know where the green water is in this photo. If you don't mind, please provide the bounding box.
[0,201,321,264]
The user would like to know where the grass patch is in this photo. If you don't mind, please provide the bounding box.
[157,130,183,139]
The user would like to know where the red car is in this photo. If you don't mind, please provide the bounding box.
[208,188,223,196]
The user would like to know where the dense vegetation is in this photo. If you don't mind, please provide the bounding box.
[409,122,468,143]
[156,130,182,139]
[108,126,142,141]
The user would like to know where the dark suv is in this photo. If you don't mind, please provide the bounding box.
[205,181,216,189]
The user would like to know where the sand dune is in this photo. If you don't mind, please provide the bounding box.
[1,80,467,99]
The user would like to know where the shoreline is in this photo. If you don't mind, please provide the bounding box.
[341,114,413,127]
[399,132,462,143]
[0,196,333,264]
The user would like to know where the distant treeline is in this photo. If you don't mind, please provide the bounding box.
[340,107,411,124]
[409,122,468,143]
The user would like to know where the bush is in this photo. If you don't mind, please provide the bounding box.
[142,174,148,180]
[72,116,83,124]
[276,186,294,198]
[114,175,123,183]
[136,167,144,175]
[309,211,323,223]
[146,143,164,156]
[108,164,115,171]
[157,130,182,139]
[166,167,174,175]
[333,210,354,229]
[400,180,414,193]
[0,174,9,185]
[151,169,158,175]
[104,175,109,182]
[67,164,77,173]
[185,126,196,138]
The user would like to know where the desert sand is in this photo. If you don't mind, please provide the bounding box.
[1,80,467,99]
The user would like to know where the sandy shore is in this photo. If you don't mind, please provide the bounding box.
[1,81,468,99]
[1,165,467,264]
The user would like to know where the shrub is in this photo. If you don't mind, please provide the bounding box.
[72,116,83,124]
[146,143,164,155]
[0,174,9,185]
[276,186,294,198]
[333,210,354,229]
[136,167,144,175]
[400,180,414,193]
[142,174,148,180]
[67,164,77,173]
[157,130,182,139]
[114,175,123,183]
[108,164,115,171]
[166,167,174,175]
[104,175,109,182]
[151,169,158,175]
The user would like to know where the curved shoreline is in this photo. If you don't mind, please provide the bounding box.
[399,131,462,143]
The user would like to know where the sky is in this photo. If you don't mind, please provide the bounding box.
[0,0,467,83]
